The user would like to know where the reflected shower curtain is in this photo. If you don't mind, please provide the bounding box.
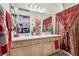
[56,4,79,55]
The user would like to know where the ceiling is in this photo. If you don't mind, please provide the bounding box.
[62,3,77,9]
[13,3,77,14]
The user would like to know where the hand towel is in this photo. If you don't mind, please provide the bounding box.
[6,11,12,52]
[0,15,7,56]
[0,11,12,56]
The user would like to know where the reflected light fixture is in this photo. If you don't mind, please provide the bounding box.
[28,3,45,11]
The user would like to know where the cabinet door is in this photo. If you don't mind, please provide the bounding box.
[10,46,31,56]
[30,44,42,56]
[43,42,53,56]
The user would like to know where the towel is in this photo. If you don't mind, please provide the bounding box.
[6,11,12,52]
[0,11,12,56]
[0,15,4,32]
[54,40,59,49]
[0,15,8,56]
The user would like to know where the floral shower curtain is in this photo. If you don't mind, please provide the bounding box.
[56,4,79,55]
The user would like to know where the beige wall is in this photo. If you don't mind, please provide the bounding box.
[0,3,10,12]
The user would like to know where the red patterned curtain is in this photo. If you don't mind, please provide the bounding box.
[56,4,79,55]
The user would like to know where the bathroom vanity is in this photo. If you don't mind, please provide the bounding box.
[8,5,61,56]
[9,35,61,56]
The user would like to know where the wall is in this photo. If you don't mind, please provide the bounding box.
[0,3,10,12]
[52,15,56,34]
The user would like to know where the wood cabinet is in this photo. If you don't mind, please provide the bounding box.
[31,44,42,56]
[43,42,53,56]
[10,46,31,56]
[10,36,60,56]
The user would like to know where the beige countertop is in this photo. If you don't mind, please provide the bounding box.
[12,34,61,42]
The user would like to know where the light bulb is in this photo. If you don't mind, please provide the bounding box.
[34,5,37,8]
[38,7,41,9]
[42,8,45,10]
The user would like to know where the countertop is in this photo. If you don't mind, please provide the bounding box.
[12,34,61,42]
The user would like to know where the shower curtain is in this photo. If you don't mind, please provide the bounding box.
[56,4,79,55]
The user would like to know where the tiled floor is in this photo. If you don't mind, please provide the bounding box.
[50,51,69,56]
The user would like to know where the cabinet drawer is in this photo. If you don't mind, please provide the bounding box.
[43,38,51,43]
[12,40,35,48]
[34,39,43,44]
[50,37,60,42]
[10,46,31,56]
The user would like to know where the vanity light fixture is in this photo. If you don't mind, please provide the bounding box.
[28,3,45,11]
[41,7,45,11]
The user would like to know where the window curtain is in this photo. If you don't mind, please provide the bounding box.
[56,4,79,55]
